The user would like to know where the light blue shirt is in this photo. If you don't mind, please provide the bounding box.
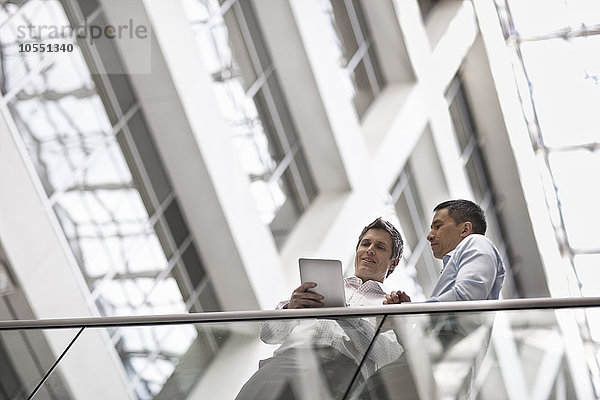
[428,234,505,302]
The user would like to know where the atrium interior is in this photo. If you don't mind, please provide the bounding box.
[0,0,598,399]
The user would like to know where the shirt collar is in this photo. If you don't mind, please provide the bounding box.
[441,249,456,273]
[347,275,387,292]
[442,235,473,268]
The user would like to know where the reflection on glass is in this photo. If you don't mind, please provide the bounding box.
[24,307,600,399]
[114,325,199,399]
[0,328,81,400]
[353,312,494,399]
[236,315,401,400]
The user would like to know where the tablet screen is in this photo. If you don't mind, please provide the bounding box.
[299,258,347,307]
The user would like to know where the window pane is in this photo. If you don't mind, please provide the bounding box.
[127,111,173,205]
[549,150,600,249]
[253,87,285,161]
[182,244,206,289]
[222,6,258,91]
[328,0,360,63]
[77,0,100,18]
[163,200,190,248]
[351,58,376,118]
[419,0,440,20]
[367,45,385,93]
[197,281,222,312]
[237,0,271,73]
[294,149,318,203]
[465,156,486,204]
[507,0,600,37]
[414,251,439,297]
[394,192,419,251]
[92,13,137,113]
[576,254,600,341]
[269,172,303,248]
[574,254,600,297]
[449,94,470,153]
[520,36,600,147]
[265,72,299,151]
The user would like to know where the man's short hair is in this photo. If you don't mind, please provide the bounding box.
[434,199,487,235]
[356,218,404,261]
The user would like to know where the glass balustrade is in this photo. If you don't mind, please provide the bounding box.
[0,328,82,399]
[1,299,599,400]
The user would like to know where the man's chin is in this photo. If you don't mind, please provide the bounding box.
[355,270,383,283]
[355,270,371,282]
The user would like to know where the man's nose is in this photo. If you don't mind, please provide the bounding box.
[366,245,375,254]
[427,231,434,241]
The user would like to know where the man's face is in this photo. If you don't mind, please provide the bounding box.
[354,229,398,283]
[427,208,468,259]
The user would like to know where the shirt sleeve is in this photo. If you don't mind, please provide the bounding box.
[259,300,299,344]
[429,237,498,302]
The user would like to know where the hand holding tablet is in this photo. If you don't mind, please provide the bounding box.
[297,258,347,308]
[284,282,325,309]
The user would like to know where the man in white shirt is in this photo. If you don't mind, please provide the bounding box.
[235,218,407,400]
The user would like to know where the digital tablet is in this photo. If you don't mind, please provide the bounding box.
[299,258,347,307]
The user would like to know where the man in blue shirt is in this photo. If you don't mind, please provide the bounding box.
[386,199,505,303]
[358,200,505,399]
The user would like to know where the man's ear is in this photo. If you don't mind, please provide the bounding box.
[461,221,473,237]
[386,258,400,278]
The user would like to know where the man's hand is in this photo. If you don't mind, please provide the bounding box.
[383,291,411,304]
[283,282,324,309]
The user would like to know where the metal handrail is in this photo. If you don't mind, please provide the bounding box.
[1,296,599,330]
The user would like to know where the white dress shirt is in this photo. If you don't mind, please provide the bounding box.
[260,276,403,377]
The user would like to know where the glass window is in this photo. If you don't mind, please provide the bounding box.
[419,0,441,20]
[0,1,223,397]
[186,0,318,246]
[446,77,514,294]
[497,0,600,299]
[503,0,600,37]
[389,163,436,298]
[76,0,100,18]
[549,150,600,250]
[519,36,600,148]
[127,111,172,206]
[319,0,385,118]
